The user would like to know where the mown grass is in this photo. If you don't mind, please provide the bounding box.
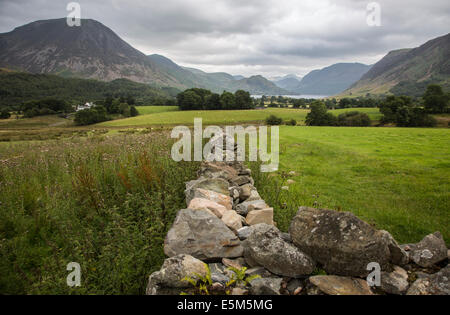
[0,132,199,294]
[135,105,179,115]
[99,108,382,127]
[250,126,449,245]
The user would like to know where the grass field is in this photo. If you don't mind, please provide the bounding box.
[100,107,383,127]
[0,132,198,294]
[250,126,449,245]
[135,105,179,115]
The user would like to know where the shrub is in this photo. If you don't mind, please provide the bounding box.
[0,109,11,119]
[337,111,371,126]
[285,119,297,126]
[265,115,283,125]
[305,101,337,126]
[130,106,139,117]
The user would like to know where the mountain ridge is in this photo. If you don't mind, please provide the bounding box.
[342,33,450,97]
[0,18,288,95]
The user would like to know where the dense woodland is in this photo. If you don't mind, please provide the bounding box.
[177,88,254,110]
[0,71,177,110]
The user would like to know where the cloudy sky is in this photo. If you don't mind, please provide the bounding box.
[0,0,449,78]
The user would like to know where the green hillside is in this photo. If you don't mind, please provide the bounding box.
[342,33,450,97]
[0,70,173,108]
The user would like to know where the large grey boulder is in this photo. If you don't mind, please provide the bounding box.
[408,232,447,267]
[289,207,391,277]
[407,265,449,295]
[146,254,207,295]
[164,209,244,261]
[185,177,230,205]
[242,224,315,277]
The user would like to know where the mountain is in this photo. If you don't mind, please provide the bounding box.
[293,63,372,95]
[150,58,287,94]
[343,33,450,97]
[0,18,180,87]
[272,75,302,91]
[0,18,287,95]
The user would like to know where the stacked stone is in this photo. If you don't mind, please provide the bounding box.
[146,135,449,295]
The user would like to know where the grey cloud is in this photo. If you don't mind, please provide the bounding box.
[0,0,449,77]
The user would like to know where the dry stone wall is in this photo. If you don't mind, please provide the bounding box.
[146,135,449,295]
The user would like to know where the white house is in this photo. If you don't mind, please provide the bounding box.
[76,102,95,112]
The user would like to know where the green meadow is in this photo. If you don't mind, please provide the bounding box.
[101,107,382,127]
[250,126,449,245]
[0,106,448,294]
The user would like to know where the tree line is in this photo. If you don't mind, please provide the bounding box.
[0,71,175,111]
[177,88,254,110]
[74,96,139,126]
[305,84,449,127]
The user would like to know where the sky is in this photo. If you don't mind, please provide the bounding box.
[0,0,449,78]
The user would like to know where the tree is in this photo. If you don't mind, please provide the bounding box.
[305,101,336,126]
[379,95,436,127]
[0,109,11,119]
[177,90,203,110]
[423,84,448,114]
[130,106,139,117]
[74,106,109,125]
[220,92,236,110]
[205,93,221,110]
[379,95,413,124]
[234,90,253,109]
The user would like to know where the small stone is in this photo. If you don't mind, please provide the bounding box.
[235,199,268,216]
[288,171,296,176]
[211,273,230,285]
[249,278,282,295]
[211,282,225,291]
[308,275,374,295]
[380,266,409,295]
[246,208,274,226]
[185,177,229,204]
[231,287,248,295]
[221,210,243,231]
[231,176,252,186]
[237,226,253,240]
[246,190,261,202]
[239,169,252,176]
[188,198,228,218]
[222,258,243,270]
[286,179,295,185]
[146,254,207,295]
[238,184,253,202]
[293,287,303,295]
[190,188,233,210]
[286,279,303,294]
[281,232,291,243]
[281,186,289,191]
[245,267,272,278]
